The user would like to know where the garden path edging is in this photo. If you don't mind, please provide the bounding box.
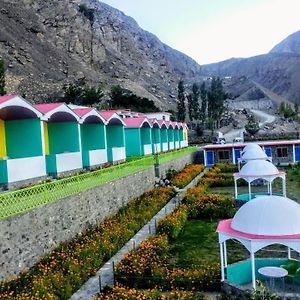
[70,168,207,300]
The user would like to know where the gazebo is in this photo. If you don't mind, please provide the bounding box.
[217,196,300,289]
[233,160,286,201]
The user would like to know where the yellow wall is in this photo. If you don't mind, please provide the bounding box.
[183,128,188,140]
[43,122,49,155]
[0,119,6,158]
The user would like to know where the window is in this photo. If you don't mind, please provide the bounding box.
[277,147,288,158]
[218,150,230,160]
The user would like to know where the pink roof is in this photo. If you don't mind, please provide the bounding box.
[34,103,64,113]
[217,219,300,240]
[123,117,150,128]
[73,107,93,117]
[98,111,116,120]
[0,94,17,104]
[146,112,171,115]
[165,121,174,129]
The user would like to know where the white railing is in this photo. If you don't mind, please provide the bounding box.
[89,149,108,166]
[112,147,126,162]
[7,156,46,183]
[56,152,83,173]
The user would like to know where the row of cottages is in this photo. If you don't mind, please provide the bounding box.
[203,140,300,166]
[0,95,188,186]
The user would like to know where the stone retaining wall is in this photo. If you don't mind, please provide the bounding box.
[0,151,197,281]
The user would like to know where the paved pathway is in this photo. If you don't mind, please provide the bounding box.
[70,171,205,300]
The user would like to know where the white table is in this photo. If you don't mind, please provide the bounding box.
[258,266,288,290]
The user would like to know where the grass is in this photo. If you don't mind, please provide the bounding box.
[168,219,248,269]
[207,165,300,203]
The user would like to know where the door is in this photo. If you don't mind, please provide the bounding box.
[234,148,241,164]
[264,147,272,158]
[295,146,300,162]
[206,151,214,165]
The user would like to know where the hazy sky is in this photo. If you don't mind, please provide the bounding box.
[100,0,300,64]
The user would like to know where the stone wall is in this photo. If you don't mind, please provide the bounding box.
[0,151,197,281]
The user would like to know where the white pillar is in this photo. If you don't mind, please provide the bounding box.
[267,181,270,194]
[220,243,225,281]
[232,148,235,164]
[293,144,296,163]
[203,150,207,166]
[248,181,252,201]
[288,247,291,259]
[270,181,272,195]
[224,241,228,268]
[251,251,256,289]
[283,178,286,197]
[234,178,238,199]
[78,124,82,153]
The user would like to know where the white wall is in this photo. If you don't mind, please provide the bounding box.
[112,147,126,162]
[153,143,161,153]
[162,143,168,152]
[175,141,180,149]
[56,152,83,173]
[7,156,46,183]
[89,149,108,166]
[143,144,152,155]
[144,113,170,121]
[169,143,174,150]
[181,141,188,148]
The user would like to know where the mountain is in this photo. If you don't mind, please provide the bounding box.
[270,31,300,54]
[202,31,300,104]
[0,0,201,109]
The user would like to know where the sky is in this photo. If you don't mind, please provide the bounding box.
[99,0,300,65]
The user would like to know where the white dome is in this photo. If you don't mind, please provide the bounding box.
[232,196,300,236]
[241,147,268,161]
[242,143,262,153]
[239,160,279,177]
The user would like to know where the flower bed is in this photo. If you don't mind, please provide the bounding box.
[170,164,205,188]
[115,235,220,292]
[95,284,198,299]
[0,187,175,300]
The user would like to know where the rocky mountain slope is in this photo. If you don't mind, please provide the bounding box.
[202,31,300,104]
[0,0,201,109]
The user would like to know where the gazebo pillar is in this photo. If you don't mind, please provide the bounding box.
[250,251,256,289]
[220,242,225,281]
[224,241,228,267]
[269,182,273,195]
[288,247,291,259]
[282,177,287,197]
[234,178,238,199]
[248,182,252,201]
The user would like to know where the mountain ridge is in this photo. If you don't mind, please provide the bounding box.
[0,0,201,108]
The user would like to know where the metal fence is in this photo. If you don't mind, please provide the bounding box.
[0,147,196,220]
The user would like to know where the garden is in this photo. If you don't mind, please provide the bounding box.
[0,163,204,300]
[97,163,300,299]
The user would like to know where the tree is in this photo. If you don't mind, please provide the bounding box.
[245,115,260,135]
[295,102,299,115]
[187,94,193,120]
[0,58,6,96]
[207,77,226,123]
[110,85,159,112]
[62,81,104,105]
[177,80,186,122]
[199,82,207,121]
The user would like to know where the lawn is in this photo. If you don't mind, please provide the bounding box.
[168,219,248,269]
[207,165,300,203]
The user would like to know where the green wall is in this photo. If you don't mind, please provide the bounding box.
[167,129,174,141]
[80,123,106,150]
[160,129,168,143]
[174,129,180,142]
[106,125,124,162]
[0,160,8,183]
[179,129,184,141]
[125,128,142,157]
[5,119,43,159]
[48,122,80,154]
[141,127,151,145]
[152,128,160,153]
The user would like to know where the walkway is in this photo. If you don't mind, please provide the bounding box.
[70,171,206,300]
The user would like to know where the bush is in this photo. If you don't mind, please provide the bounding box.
[157,206,189,240]
[171,164,204,188]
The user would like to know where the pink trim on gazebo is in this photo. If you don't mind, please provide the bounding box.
[217,219,300,240]
[35,103,65,114]
[0,95,17,104]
